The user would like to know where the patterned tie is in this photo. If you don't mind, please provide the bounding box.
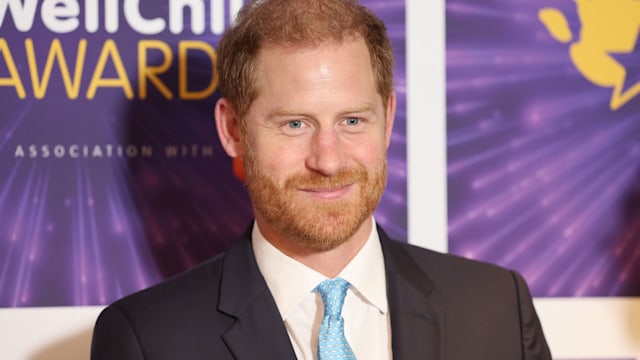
[316,278,356,360]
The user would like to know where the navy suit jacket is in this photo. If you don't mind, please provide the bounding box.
[91,226,551,359]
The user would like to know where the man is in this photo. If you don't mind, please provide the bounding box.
[91,0,552,359]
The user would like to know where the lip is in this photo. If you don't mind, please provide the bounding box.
[300,184,353,200]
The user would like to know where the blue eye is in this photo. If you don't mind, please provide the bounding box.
[345,117,360,125]
[288,120,303,128]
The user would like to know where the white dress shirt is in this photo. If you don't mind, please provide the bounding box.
[252,219,392,360]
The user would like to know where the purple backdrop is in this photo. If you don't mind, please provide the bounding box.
[446,0,640,297]
[0,0,407,307]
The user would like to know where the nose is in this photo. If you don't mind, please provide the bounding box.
[305,127,345,176]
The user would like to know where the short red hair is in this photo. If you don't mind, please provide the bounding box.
[216,0,394,120]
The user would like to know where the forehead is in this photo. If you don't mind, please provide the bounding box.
[264,37,370,66]
[250,38,378,105]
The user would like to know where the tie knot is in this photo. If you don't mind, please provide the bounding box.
[317,277,350,317]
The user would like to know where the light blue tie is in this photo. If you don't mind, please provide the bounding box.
[316,278,356,360]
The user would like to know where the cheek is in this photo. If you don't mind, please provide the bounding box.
[250,138,307,175]
[349,137,388,165]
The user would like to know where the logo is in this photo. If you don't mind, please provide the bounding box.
[539,0,640,110]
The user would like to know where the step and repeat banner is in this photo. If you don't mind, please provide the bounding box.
[0,0,638,359]
[0,0,407,309]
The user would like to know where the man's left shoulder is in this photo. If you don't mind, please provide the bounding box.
[383,238,527,293]
[381,237,552,359]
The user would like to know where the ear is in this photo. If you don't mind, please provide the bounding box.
[384,92,397,149]
[215,97,246,158]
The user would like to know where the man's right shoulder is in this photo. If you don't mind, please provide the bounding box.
[91,250,245,359]
[107,251,227,316]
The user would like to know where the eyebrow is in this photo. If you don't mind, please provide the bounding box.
[343,103,375,114]
[267,103,375,118]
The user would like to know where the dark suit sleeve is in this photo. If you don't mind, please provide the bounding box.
[91,305,144,360]
[511,271,552,360]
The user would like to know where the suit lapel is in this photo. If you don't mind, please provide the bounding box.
[380,227,445,360]
[217,231,297,360]
[215,225,444,359]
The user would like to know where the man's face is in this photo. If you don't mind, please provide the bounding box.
[241,38,395,251]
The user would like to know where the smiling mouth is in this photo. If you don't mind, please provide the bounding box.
[301,184,353,200]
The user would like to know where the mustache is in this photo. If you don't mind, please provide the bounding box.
[284,167,368,189]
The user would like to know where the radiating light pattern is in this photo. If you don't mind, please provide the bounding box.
[447,0,640,297]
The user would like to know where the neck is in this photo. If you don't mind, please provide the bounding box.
[256,217,373,278]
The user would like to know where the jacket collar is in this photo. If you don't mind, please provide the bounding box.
[379,226,445,360]
[218,227,297,359]
[216,224,444,359]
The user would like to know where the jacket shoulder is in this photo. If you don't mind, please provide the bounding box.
[92,253,233,359]
[384,239,551,359]
[387,239,516,284]
[114,252,226,312]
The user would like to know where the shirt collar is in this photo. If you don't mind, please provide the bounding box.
[252,218,388,320]
[337,220,388,315]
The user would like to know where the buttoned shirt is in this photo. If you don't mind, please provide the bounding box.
[252,219,392,360]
